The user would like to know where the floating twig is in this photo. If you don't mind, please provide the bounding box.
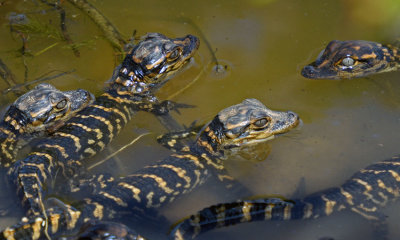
[34,42,60,56]
[88,132,151,170]
[167,61,209,100]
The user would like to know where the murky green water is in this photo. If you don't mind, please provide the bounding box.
[0,0,400,239]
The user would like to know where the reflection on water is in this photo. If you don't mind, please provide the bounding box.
[0,0,400,239]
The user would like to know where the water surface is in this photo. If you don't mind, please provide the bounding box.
[0,0,400,239]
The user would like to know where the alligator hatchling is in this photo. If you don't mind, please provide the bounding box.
[301,39,400,79]
[1,98,299,239]
[0,83,94,167]
[171,155,400,240]
[7,32,199,220]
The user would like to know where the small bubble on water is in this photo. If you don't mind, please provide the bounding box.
[210,60,232,79]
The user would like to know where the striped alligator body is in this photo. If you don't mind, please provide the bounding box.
[301,40,400,79]
[7,33,200,217]
[1,98,300,239]
[171,155,400,239]
[65,98,300,212]
[1,205,148,240]
[0,83,94,167]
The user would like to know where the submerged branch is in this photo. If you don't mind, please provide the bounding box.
[67,0,126,55]
[40,0,81,57]
[58,5,81,57]
[0,58,17,87]
[2,69,76,94]
[176,17,220,68]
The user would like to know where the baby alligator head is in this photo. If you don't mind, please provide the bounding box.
[199,98,300,151]
[113,32,200,93]
[301,40,400,79]
[6,83,94,135]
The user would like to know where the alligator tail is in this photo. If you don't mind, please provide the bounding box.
[170,187,348,240]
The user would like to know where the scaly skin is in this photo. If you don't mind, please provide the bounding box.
[171,155,400,240]
[0,83,94,167]
[8,33,200,218]
[65,98,300,212]
[1,98,299,240]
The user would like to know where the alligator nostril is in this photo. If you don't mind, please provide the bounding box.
[287,111,298,120]
[301,65,316,78]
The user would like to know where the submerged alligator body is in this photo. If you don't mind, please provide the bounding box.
[171,154,400,239]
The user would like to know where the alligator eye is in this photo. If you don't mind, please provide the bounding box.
[253,118,268,128]
[341,57,355,67]
[55,99,68,110]
[168,48,180,61]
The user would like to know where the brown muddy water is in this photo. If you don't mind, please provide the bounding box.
[0,0,400,239]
